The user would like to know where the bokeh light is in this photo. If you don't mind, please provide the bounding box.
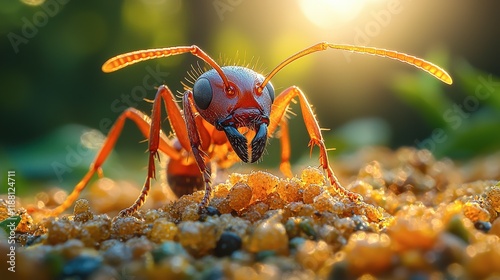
[298,0,371,27]
[20,0,46,6]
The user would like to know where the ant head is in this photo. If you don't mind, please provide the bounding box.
[192,66,274,120]
[192,66,275,163]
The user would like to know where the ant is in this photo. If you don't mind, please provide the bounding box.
[46,42,452,217]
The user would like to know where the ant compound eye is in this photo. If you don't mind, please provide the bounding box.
[265,82,275,103]
[193,78,213,110]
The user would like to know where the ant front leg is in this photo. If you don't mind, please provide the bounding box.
[269,86,362,202]
[119,85,194,216]
[182,91,213,209]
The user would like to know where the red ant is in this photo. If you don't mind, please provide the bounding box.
[46,42,452,216]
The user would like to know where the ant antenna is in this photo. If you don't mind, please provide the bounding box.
[258,42,452,92]
[102,45,234,93]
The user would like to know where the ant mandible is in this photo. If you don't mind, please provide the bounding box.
[48,42,452,217]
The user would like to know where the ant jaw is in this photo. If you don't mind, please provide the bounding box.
[222,125,249,163]
[220,122,268,163]
[250,123,267,163]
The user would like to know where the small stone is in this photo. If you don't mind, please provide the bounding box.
[474,221,492,233]
[247,212,288,255]
[170,192,203,220]
[318,225,344,248]
[228,183,253,211]
[284,202,315,218]
[313,192,335,213]
[80,215,112,247]
[46,218,77,245]
[213,183,231,198]
[181,203,200,221]
[102,241,132,265]
[247,171,280,202]
[265,192,286,210]
[149,218,178,243]
[229,173,247,185]
[277,178,303,203]
[59,239,86,260]
[363,204,384,223]
[143,209,162,223]
[60,255,102,279]
[241,202,269,223]
[111,216,144,240]
[210,197,233,215]
[298,219,317,240]
[301,167,326,185]
[214,231,242,257]
[149,255,197,279]
[15,210,34,233]
[351,215,372,232]
[125,236,154,259]
[178,221,219,257]
[387,205,444,250]
[343,232,392,276]
[490,217,500,237]
[199,265,226,280]
[199,206,221,221]
[151,241,189,263]
[485,186,500,212]
[73,199,93,223]
[303,184,323,204]
[463,201,490,222]
[216,214,250,238]
[296,240,332,272]
[255,250,276,261]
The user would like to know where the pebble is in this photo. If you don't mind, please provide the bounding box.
[247,212,288,255]
[102,241,132,265]
[111,216,144,240]
[247,171,280,202]
[214,231,242,257]
[60,255,102,279]
[343,232,393,276]
[149,218,178,243]
[228,183,253,211]
[177,221,219,257]
[151,241,189,263]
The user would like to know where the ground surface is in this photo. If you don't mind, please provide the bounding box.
[1,147,500,279]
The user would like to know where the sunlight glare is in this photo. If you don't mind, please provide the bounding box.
[20,0,46,6]
[298,0,372,28]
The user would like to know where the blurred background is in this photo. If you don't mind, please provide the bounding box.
[1,0,499,196]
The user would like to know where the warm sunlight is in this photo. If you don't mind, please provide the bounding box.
[298,0,375,27]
